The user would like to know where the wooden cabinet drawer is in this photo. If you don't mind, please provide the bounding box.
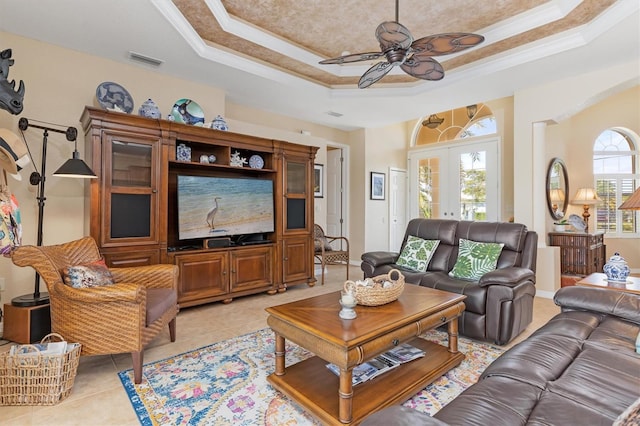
[355,303,465,362]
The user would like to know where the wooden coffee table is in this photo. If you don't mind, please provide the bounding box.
[266,285,466,425]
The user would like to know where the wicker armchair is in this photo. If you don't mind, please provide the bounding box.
[11,236,179,384]
[314,224,350,285]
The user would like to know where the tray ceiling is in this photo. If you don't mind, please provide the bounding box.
[0,0,638,130]
[174,0,615,87]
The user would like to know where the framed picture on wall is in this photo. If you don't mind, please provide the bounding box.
[370,172,385,200]
[314,164,324,198]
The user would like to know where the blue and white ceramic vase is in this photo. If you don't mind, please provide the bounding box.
[176,143,191,162]
[603,252,630,283]
[211,115,229,131]
[138,98,161,119]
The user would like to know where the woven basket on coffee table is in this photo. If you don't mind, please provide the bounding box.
[344,269,405,306]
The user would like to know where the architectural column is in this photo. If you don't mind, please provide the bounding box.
[532,121,548,244]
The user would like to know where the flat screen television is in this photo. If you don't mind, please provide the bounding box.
[177,175,274,241]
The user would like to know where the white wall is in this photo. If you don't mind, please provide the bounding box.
[513,61,640,293]
[363,123,410,252]
[0,31,344,302]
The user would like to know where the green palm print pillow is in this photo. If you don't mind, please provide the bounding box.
[396,236,440,272]
[449,238,504,281]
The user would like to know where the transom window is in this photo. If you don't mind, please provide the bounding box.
[459,116,497,139]
[593,129,639,235]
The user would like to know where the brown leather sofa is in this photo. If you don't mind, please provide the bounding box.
[361,219,537,345]
[362,286,640,425]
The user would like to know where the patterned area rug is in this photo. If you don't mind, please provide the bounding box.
[119,328,504,425]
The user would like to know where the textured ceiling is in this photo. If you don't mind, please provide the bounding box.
[1,0,637,130]
[175,0,615,87]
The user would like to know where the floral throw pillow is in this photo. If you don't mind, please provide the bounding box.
[396,236,440,272]
[62,258,115,288]
[449,238,504,281]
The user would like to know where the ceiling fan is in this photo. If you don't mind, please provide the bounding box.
[319,0,485,89]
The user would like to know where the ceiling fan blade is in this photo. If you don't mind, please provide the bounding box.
[375,21,413,51]
[319,52,384,65]
[400,56,444,81]
[411,33,485,56]
[358,61,395,89]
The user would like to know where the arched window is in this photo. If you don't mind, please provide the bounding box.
[593,129,639,235]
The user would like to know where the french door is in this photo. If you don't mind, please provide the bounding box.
[408,138,499,221]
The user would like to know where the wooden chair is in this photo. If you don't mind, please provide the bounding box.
[314,224,350,285]
[11,236,179,384]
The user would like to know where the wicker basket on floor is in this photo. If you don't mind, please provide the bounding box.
[0,333,81,406]
[344,269,405,306]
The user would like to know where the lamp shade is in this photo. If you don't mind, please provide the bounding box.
[618,187,640,210]
[571,187,600,205]
[549,188,565,202]
[53,150,97,178]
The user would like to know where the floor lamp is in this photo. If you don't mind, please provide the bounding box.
[11,117,96,307]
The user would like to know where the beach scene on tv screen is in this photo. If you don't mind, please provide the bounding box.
[178,175,274,240]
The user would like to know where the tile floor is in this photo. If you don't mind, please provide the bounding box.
[1,265,560,425]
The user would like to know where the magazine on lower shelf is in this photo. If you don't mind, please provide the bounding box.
[326,342,425,386]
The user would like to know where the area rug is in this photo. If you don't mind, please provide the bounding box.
[119,328,504,425]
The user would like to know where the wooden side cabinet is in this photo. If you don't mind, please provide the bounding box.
[548,232,606,276]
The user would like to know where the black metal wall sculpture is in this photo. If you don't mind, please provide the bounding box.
[0,49,25,115]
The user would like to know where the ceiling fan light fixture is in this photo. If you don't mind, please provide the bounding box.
[422,114,444,129]
[318,0,485,88]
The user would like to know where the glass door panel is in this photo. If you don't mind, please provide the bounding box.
[409,139,498,221]
[418,156,442,219]
[104,134,158,244]
[458,150,488,221]
[286,162,306,194]
[111,141,152,187]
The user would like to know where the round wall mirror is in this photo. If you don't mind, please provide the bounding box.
[546,158,569,220]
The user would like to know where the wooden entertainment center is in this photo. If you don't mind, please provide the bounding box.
[81,107,318,307]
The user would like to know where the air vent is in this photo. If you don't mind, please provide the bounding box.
[326,111,343,118]
[128,51,164,67]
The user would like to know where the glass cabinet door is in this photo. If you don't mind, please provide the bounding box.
[103,134,159,244]
[284,160,307,231]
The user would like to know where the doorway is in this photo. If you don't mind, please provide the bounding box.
[389,168,407,252]
[408,138,500,221]
[326,146,349,242]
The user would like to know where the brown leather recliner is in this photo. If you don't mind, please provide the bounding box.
[362,287,640,425]
[361,219,537,345]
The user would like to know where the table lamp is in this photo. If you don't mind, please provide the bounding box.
[571,187,600,233]
[618,186,640,210]
[549,188,565,215]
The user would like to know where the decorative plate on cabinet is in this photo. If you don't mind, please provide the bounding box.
[568,214,586,232]
[249,154,264,169]
[96,81,134,113]
[170,99,205,126]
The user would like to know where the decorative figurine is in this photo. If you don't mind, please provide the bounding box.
[339,290,357,319]
[0,49,25,115]
[229,151,247,167]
